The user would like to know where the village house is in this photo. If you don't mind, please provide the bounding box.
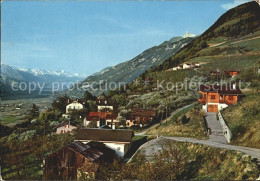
[195,62,200,67]
[183,63,192,69]
[54,122,77,134]
[83,112,114,128]
[224,70,240,77]
[62,99,85,119]
[43,141,116,180]
[75,128,134,157]
[172,65,183,71]
[128,109,157,127]
[96,98,113,112]
[198,84,243,113]
[105,114,119,129]
[172,62,200,71]
[66,100,84,113]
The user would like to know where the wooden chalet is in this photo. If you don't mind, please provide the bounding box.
[198,84,243,112]
[130,109,157,127]
[43,141,116,180]
[224,70,240,77]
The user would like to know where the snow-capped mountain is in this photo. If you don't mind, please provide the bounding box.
[1,64,86,99]
[182,32,196,38]
[18,67,86,77]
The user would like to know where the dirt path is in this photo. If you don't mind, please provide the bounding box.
[230,35,260,45]
[209,35,260,48]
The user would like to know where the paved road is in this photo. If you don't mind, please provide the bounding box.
[133,106,260,163]
[135,137,260,162]
[205,112,227,144]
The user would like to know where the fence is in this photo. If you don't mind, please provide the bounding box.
[218,111,232,143]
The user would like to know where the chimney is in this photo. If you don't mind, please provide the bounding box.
[67,99,70,104]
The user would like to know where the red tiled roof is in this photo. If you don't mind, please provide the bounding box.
[88,112,112,119]
[105,114,118,119]
[85,116,99,121]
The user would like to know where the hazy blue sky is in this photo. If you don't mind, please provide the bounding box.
[1,0,249,75]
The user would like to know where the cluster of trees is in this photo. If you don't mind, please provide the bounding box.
[95,140,259,180]
[97,141,191,180]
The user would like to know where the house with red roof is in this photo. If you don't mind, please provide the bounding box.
[224,70,240,77]
[83,112,119,128]
[198,84,243,112]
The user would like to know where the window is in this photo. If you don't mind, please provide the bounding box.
[117,147,120,151]
[229,96,233,100]
[211,95,216,99]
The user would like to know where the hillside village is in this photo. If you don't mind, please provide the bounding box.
[1,1,260,180]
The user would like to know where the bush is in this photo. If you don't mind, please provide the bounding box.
[231,125,246,140]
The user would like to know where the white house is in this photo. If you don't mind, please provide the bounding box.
[195,62,200,67]
[172,65,183,71]
[75,128,134,157]
[183,63,192,69]
[96,99,113,112]
[54,122,77,134]
[66,101,84,113]
[105,114,119,129]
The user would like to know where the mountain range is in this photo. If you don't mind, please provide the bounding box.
[0,64,86,99]
[64,34,195,97]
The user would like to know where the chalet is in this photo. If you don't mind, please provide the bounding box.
[83,112,113,128]
[96,98,113,112]
[198,84,243,113]
[43,141,116,180]
[54,122,77,134]
[224,70,240,77]
[75,128,134,157]
[130,109,157,127]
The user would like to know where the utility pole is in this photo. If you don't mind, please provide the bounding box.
[165,94,168,125]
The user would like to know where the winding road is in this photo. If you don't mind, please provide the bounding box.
[132,106,260,163]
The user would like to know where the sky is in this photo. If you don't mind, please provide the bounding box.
[1,0,250,76]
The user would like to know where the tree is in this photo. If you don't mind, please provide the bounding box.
[51,95,69,114]
[199,41,208,49]
[30,104,39,118]
[83,91,96,102]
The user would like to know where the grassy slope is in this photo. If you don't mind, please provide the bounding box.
[147,106,208,139]
[133,2,260,146]
[163,1,260,69]
[134,140,259,180]
[222,93,260,148]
